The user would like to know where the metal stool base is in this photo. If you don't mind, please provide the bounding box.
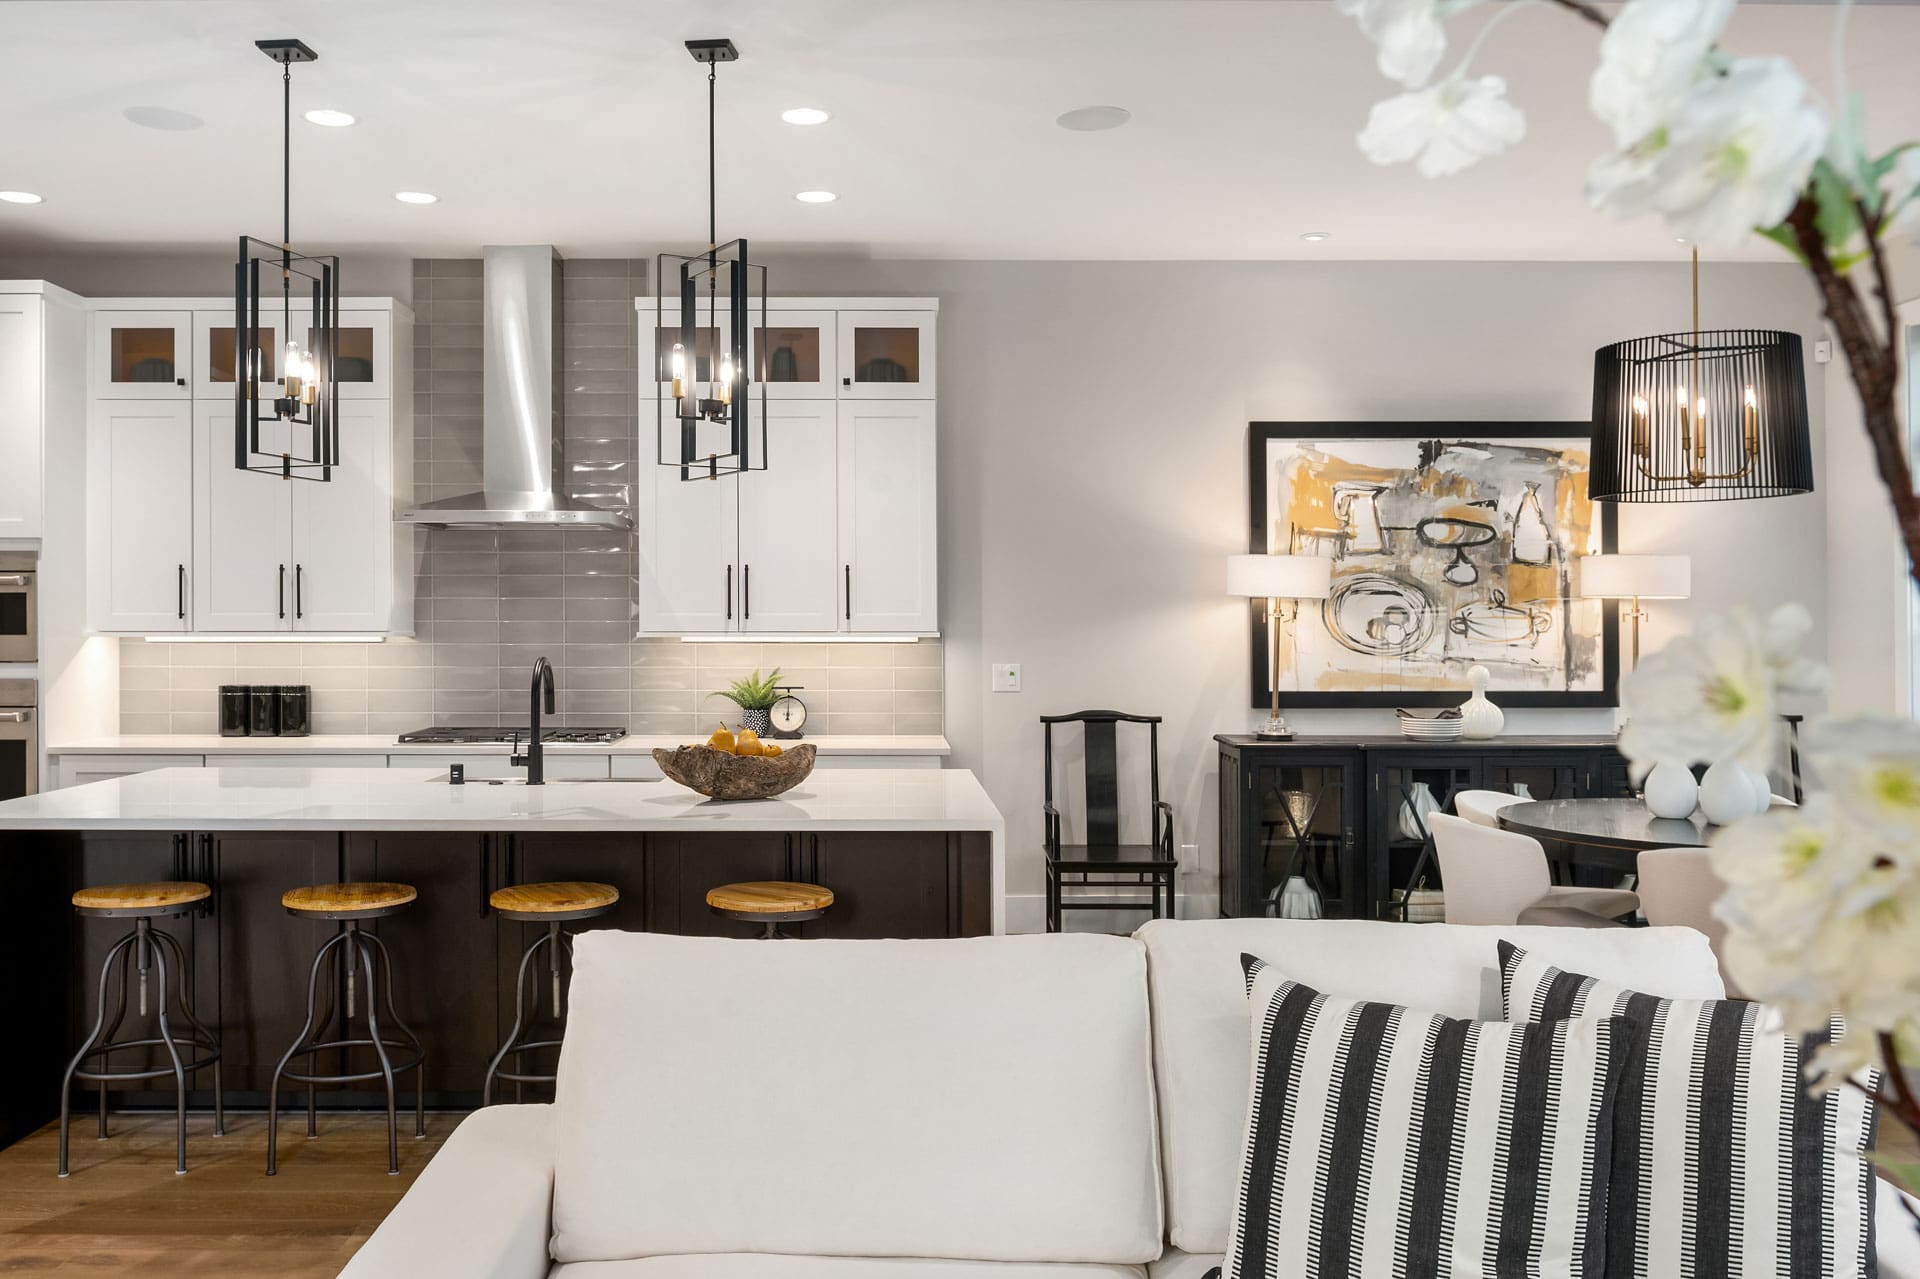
[483,904,612,1105]
[266,919,425,1176]
[708,905,827,939]
[59,917,224,1177]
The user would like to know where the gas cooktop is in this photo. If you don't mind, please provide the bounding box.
[395,726,627,745]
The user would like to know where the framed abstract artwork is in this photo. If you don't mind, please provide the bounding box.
[1246,422,1619,709]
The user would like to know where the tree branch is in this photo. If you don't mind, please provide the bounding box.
[1540,0,1611,33]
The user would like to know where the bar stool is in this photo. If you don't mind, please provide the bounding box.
[59,881,223,1177]
[266,882,426,1177]
[706,881,834,939]
[483,881,619,1106]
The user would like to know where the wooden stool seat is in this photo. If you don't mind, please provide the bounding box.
[71,881,210,916]
[281,881,417,919]
[490,881,619,922]
[705,881,834,936]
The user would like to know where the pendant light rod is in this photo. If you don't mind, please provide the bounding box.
[708,58,717,250]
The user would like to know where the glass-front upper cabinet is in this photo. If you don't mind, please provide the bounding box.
[92,310,193,399]
[643,304,732,394]
[751,310,836,399]
[323,310,392,399]
[193,308,390,402]
[836,310,936,399]
[193,310,278,401]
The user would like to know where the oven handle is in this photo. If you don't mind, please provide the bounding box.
[0,575,29,588]
[0,710,29,723]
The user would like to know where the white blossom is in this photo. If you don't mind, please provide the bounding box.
[1617,603,1824,773]
[1589,0,1734,148]
[1337,0,1450,89]
[1586,57,1828,247]
[1806,717,1920,847]
[1359,75,1525,178]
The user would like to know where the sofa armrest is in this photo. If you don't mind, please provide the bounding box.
[339,1104,554,1279]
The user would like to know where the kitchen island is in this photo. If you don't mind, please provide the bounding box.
[0,766,1002,1144]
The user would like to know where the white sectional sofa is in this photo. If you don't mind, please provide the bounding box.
[340,919,1920,1278]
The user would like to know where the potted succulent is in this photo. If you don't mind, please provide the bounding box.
[710,668,783,736]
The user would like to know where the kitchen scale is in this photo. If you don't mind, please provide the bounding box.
[768,687,808,739]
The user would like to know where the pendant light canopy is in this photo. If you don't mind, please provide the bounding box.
[656,38,768,482]
[235,38,340,482]
[1589,248,1812,502]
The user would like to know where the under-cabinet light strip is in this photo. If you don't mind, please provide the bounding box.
[139,635,387,644]
[678,634,928,644]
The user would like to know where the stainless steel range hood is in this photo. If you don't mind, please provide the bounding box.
[396,245,632,531]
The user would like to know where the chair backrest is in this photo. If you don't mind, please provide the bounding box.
[1042,710,1161,847]
[1429,811,1552,926]
[1636,846,1737,993]
[1453,788,1525,829]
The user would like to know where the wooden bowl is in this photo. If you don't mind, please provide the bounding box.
[652,743,817,800]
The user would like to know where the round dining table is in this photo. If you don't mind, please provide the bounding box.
[1497,797,1709,873]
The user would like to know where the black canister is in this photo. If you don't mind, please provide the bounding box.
[248,685,280,737]
[219,686,251,737]
[278,685,311,737]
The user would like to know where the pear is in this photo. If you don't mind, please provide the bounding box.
[706,722,736,753]
[733,728,764,757]
[762,742,783,757]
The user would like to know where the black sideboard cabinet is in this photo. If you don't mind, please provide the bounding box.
[1215,735,1631,921]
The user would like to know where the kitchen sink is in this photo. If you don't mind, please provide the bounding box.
[430,773,660,786]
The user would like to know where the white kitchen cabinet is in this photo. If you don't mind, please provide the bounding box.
[92,309,192,399]
[52,754,199,789]
[0,283,83,541]
[639,423,739,634]
[292,400,399,631]
[329,310,394,400]
[839,400,938,634]
[87,400,195,632]
[192,309,280,402]
[752,309,838,399]
[837,309,936,399]
[739,402,839,632]
[194,401,293,631]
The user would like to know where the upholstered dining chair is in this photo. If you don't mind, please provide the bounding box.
[1636,847,1738,994]
[1428,813,1640,928]
[1453,789,1526,829]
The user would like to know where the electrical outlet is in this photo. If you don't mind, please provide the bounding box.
[991,663,1022,693]
[1814,338,1834,364]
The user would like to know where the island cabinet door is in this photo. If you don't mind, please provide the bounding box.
[642,832,792,938]
[344,832,496,1101]
[801,832,983,939]
[199,832,337,1096]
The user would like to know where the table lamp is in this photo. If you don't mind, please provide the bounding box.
[1576,553,1691,666]
[1228,553,1333,739]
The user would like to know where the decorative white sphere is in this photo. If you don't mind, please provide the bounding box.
[1699,757,1761,825]
[1642,761,1699,820]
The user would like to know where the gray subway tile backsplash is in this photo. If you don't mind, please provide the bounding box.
[118,255,941,739]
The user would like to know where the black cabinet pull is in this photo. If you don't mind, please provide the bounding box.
[295,564,303,619]
[844,564,851,621]
[176,564,186,620]
[743,564,750,620]
[278,564,286,620]
[725,564,732,621]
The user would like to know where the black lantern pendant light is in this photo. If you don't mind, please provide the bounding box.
[656,38,768,482]
[1589,248,1812,502]
[235,38,340,482]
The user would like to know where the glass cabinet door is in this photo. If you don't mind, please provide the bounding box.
[323,310,392,399]
[1373,758,1477,921]
[1247,759,1358,919]
[835,310,936,399]
[751,310,836,399]
[193,310,278,401]
[642,303,731,398]
[92,310,192,398]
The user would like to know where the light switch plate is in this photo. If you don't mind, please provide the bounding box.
[991,663,1021,693]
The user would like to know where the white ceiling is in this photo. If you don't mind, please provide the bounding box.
[1,0,1916,262]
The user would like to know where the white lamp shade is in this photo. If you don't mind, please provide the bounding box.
[1576,554,1691,600]
[1226,554,1332,600]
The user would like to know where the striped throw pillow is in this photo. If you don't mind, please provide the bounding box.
[1499,942,1880,1279]
[1223,954,1632,1279]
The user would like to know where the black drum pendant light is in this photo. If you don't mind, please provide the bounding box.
[1589,248,1812,502]
[656,38,768,482]
[235,38,340,481]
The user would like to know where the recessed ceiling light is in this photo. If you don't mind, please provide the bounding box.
[1674,236,1689,244]
[393,191,438,205]
[122,105,205,131]
[0,191,43,205]
[1299,231,1332,243]
[304,108,356,128]
[794,190,837,204]
[781,107,830,126]
[1055,105,1131,132]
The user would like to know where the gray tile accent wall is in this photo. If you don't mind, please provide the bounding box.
[118,256,943,738]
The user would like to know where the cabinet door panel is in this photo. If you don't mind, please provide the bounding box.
[291,401,390,631]
[642,833,790,936]
[207,832,336,1094]
[327,310,393,400]
[739,402,838,632]
[192,310,279,403]
[0,296,44,539]
[195,402,293,632]
[638,410,739,634]
[88,400,194,632]
[838,401,937,633]
[805,832,953,938]
[836,310,935,399]
[93,310,191,399]
[752,310,836,399]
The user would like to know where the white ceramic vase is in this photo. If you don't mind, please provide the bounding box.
[1459,665,1504,740]
[1642,762,1699,820]
[1278,876,1323,920]
[1699,757,1762,825]
[1398,781,1439,841]
[1742,764,1775,811]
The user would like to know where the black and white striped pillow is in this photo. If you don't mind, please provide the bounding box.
[1499,942,1880,1279]
[1222,954,1631,1279]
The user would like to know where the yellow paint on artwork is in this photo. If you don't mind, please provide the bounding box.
[1506,562,1558,605]
[1280,454,1399,537]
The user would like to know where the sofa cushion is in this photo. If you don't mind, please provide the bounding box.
[1135,919,1725,1255]
[551,932,1163,1266]
[549,1259,1148,1277]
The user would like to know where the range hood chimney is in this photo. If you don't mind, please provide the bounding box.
[396,245,632,531]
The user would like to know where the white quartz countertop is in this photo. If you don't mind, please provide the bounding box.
[0,766,1002,833]
[47,734,950,757]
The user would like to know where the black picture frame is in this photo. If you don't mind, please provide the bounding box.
[1246,421,1619,710]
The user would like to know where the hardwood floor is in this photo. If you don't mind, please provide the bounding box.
[0,1110,455,1276]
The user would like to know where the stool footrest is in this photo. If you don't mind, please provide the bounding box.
[275,1037,425,1085]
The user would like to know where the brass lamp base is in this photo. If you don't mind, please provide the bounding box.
[1254,714,1293,740]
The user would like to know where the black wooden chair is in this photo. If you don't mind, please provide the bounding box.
[1042,711,1177,933]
